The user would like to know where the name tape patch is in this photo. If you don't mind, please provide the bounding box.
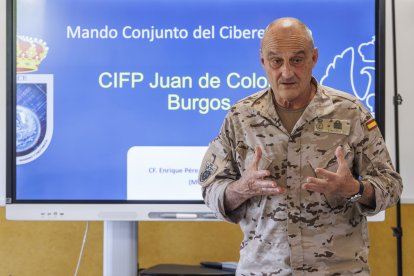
[314,119,351,135]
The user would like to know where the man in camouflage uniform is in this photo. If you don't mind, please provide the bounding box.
[199,17,402,275]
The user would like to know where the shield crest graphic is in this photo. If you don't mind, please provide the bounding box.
[16,74,54,164]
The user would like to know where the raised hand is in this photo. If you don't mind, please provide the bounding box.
[224,146,286,211]
[302,146,359,198]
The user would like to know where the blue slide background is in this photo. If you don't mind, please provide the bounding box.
[15,0,375,200]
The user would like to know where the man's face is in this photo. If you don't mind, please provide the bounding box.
[260,27,318,104]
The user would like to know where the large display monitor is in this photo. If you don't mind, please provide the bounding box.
[6,0,385,220]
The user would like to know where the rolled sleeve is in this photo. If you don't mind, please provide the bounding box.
[199,115,246,223]
[355,115,403,216]
[202,180,245,223]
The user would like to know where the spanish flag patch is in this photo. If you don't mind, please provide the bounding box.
[366,118,378,131]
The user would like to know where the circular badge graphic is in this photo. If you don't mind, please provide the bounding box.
[16,105,41,153]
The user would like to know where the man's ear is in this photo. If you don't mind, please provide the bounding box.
[260,50,265,67]
[312,47,319,67]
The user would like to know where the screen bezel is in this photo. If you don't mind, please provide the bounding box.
[5,0,386,220]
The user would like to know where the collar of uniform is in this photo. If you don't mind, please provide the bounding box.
[248,87,279,123]
[249,78,336,130]
[304,79,336,121]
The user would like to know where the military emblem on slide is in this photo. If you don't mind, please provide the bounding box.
[16,105,41,152]
[16,35,54,165]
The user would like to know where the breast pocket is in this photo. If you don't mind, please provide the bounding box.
[235,144,272,172]
[307,135,354,209]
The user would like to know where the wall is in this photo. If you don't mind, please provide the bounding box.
[389,0,414,203]
[1,207,413,276]
[1,0,413,275]
[0,208,243,276]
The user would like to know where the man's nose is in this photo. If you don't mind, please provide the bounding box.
[280,62,294,78]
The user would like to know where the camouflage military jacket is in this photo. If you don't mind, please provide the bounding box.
[199,82,402,276]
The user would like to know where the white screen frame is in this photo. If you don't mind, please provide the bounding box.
[6,203,214,221]
[5,0,386,222]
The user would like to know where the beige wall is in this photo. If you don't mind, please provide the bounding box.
[0,206,413,276]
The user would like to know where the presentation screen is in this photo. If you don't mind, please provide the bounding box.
[8,0,383,205]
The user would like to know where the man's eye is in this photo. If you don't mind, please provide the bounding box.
[291,58,303,64]
[271,59,283,66]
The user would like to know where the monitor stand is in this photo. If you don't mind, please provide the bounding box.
[103,221,138,276]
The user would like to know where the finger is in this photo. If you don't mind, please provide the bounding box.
[305,176,327,185]
[254,179,277,188]
[302,183,326,193]
[248,179,276,192]
[252,169,270,179]
[315,168,337,180]
[335,146,346,169]
[252,179,286,194]
[261,186,287,195]
[251,146,262,171]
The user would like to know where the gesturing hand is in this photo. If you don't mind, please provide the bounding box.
[302,146,359,198]
[224,146,286,211]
